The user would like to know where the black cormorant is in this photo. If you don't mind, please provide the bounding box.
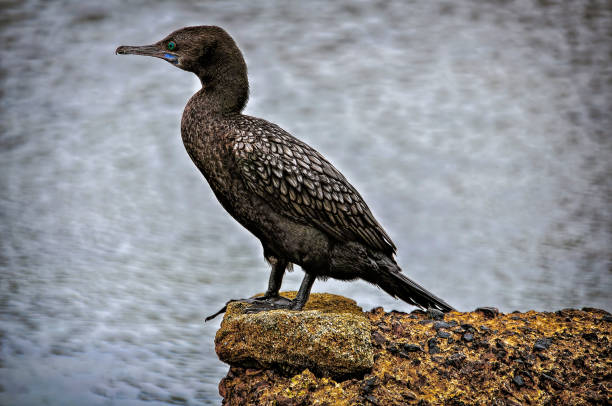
[116,26,454,316]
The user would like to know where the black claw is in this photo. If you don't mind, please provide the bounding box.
[204,306,228,322]
[204,299,236,322]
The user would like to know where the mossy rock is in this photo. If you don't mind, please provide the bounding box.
[215,292,373,379]
[219,304,612,405]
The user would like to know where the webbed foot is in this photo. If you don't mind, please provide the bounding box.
[243,295,297,313]
[204,295,295,322]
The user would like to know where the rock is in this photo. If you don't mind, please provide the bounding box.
[540,372,565,389]
[475,306,500,318]
[386,342,422,359]
[402,343,423,352]
[370,330,386,346]
[218,298,611,405]
[427,337,440,354]
[433,321,452,330]
[461,323,476,332]
[512,374,525,387]
[446,352,466,368]
[437,330,451,339]
[215,292,373,379]
[361,376,377,393]
[533,337,552,351]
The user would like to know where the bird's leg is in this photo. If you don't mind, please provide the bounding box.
[249,258,292,306]
[282,273,316,310]
[289,272,315,310]
[255,258,288,300]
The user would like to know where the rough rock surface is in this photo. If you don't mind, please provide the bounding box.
[215,292,373,379]
[217,297,611,405]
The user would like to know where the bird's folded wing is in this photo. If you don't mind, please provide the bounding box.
[232,118,396,255]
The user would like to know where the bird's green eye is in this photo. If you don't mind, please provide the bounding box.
[167,41,176,51]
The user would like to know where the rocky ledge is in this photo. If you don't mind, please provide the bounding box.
[215,293,611,405]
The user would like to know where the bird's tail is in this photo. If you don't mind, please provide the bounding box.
[362,255,455,313]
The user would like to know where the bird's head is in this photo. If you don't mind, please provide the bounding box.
[116,25,248,112]
[116,25,244,74]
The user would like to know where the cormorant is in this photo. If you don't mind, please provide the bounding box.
[116,26,454,316]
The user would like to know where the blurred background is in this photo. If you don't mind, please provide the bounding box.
[1,0,610,404]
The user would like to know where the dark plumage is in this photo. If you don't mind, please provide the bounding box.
[116,26,454,314]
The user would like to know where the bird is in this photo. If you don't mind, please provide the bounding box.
[116,25,454,317]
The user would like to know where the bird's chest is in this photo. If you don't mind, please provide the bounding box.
[180,112,256,222]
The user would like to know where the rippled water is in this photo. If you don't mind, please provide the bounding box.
[1,0,610,404]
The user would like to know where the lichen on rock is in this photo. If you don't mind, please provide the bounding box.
[217,296,611,405]
[215,292,374,379]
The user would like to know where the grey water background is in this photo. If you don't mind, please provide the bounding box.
[1,0,610,404]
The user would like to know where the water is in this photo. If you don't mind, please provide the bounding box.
[1,0,610,404]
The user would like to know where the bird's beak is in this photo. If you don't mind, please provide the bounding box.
[115,44,179,65]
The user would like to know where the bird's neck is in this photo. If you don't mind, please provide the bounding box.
[196,64,248,115]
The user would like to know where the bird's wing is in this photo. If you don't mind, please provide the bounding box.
[232,117,397,254]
